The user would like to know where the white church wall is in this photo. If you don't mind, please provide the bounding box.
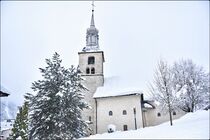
[81,75,104,135]
[144,106,186,127]
[95,95,143,134]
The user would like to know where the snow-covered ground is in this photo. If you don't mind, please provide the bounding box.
[83,110,209,139]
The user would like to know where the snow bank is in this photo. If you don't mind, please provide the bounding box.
[107,124,116,133]
[83,110,209,139]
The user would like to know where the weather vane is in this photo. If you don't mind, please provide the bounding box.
[92,1,95,11]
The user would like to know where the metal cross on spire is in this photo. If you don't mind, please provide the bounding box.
[92,1,95,12]
[90,1,96,27]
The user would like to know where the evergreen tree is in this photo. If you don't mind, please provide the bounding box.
[26,52,89,139]
[10,101,29,140]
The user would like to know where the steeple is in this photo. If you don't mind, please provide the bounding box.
[90,10,95,27]
[90,1,95,27]
[78,1,105,135]
[82,1,100,52]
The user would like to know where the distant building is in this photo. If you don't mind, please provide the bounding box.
[0,91,9,97]
[0,129,11,140]
[0,119,15,139]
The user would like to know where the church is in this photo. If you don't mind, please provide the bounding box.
[78,6,185,135]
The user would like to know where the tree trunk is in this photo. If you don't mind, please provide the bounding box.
[166,84,173,126]
[168,103,173,126]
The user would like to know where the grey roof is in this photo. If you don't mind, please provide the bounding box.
[0,91,9,97]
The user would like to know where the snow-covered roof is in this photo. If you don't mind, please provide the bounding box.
[144,103,155,109]
[0,85,10,97]
[82,46,100,52]
[93,76,149,98]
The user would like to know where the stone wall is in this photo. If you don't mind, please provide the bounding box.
[144,105,186,127]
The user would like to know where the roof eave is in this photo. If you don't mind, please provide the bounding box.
[0,91,10,97]
[94,93,142,99]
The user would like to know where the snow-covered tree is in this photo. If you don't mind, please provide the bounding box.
[149,59,176,126]
[172,59,209,112]
[10,101,29,140]
[26,52,89,139]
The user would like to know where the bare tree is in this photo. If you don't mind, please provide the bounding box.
[149,59,176,126]
[172,59,209,112]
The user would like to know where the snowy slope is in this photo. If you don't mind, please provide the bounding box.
[83,110,209,139]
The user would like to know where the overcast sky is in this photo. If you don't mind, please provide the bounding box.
[1,1,209,105]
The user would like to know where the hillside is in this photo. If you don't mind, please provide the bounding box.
[84,110,209,139]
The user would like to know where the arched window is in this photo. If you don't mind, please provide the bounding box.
[173,111,176,115]
[122,110,127,115]
[86,68,90,74]
[123,125,128,131]
[109,111,113,116]
[91,67,95,74]
[88,56,95,64]
[157,112,161,117]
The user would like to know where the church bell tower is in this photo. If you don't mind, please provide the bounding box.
[78,2,104,134]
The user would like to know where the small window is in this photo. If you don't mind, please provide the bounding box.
[123,125,128,131]
[89,116,91,121]
[88,56,95,64]
[91,67,95,74]
[109,111,113,116]
[157,112,161,117]
[133,108,136,114]
[173,111,176,115]
[122,110,127,115]
[86,68,90,74]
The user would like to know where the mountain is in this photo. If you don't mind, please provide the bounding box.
[0,85,18,121]
[0,100,18,121]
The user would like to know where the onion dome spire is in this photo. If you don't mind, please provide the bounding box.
[82,1,100,52]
